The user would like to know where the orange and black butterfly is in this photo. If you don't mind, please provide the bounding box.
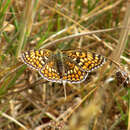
[21,49,105,84]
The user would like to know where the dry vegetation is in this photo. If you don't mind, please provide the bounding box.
[0,0,130,130]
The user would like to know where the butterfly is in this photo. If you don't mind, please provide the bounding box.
[20,49,105,84]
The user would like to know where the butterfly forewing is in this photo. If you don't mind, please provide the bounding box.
[21,49,52,70]
[62,49,105,72]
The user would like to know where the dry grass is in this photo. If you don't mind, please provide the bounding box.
[0,0,129,130]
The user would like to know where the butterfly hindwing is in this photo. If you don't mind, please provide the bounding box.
[39,60,62,83]
[61,57,88,83]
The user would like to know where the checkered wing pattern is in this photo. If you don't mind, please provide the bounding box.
[62,49,105,72]
[62,57,88,83]
[21,49,52,71]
